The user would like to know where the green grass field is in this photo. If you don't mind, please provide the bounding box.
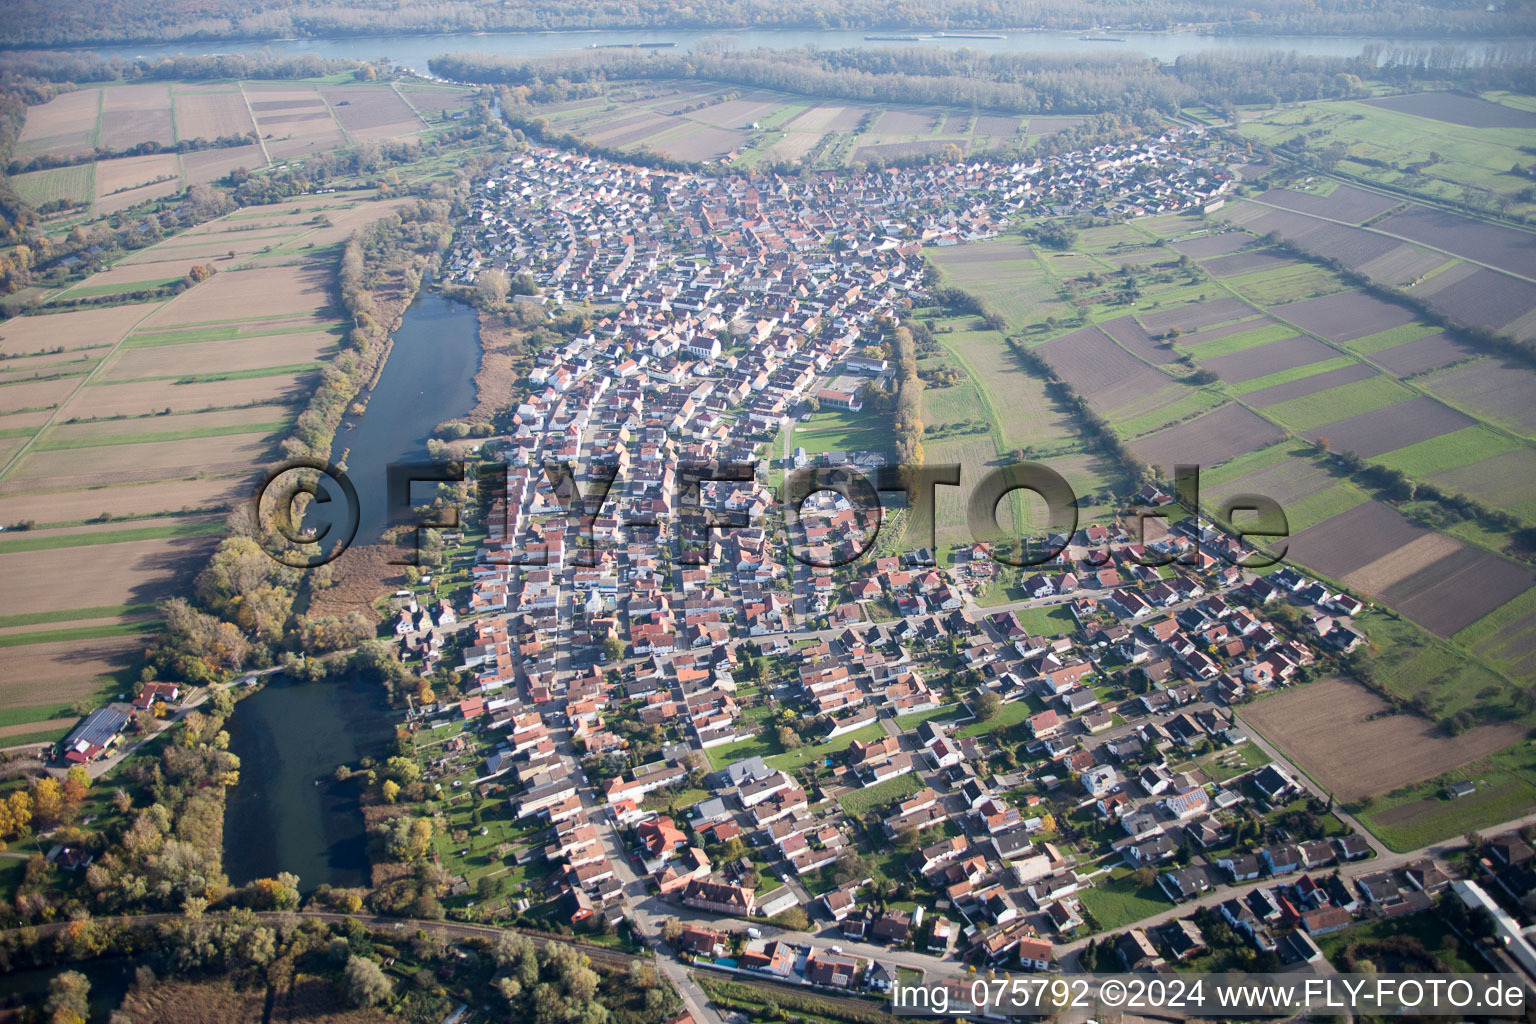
[10,164,93,209]
[791,406,897,462]
[1222,262,1347,306]
[0,603,156,628]
[837,773,923,819]
[1353,608,1527,726]
[1237,96,1536,215]
[103,361,324,385]
[1080,872,1173,933]
[124,322,344,347]
[1262,376,1414,431]
[0,520,223,553]
[1343,322,1441,357]
[704,721,887,772]
[0,621,161,647]
[1231,356,1355,396]
[957,698,1043,738]
[1372,426,1522,477]
[1357,740,1536,852]
[34,419,290,451]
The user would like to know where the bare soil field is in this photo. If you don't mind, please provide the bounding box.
[1245,208,1329,245]
[246,88,347,157]
[184,143,265,185]
[1256,184,1402,224]
[1421,357,1536,435]
[1287,499,1435,578]
[1023,116,1084,135]
[1282,221,1402,271]
[693,95,794,129]
[1202,334,1338,384]
[1272,290,1418,342]
[1417,266,1536,336]
[95,152,181,197]
[1176,317,1279,346]
[1037,325,1179,412]
[1361,91,1536,128]
[1384,548,1536,637]
[0,532,219,615]
[266,129,349,161]
[97,331,334,381]
[1370,332,1477,376]
[0,377,88,415]
[1241,676,1526,802]
[1357,243,1448,285]
[874,108,940,134]
[761,133,821,163]
[1432,448,1536,519]
[1245,362,1379,407]
[46,404,294,444]
[1341,531,1464,595]
[141,265,334,325]
[975,114,1021,135]
[1304,394,1475,457]
[15,88,99,158]
[321,84,421,138]
[119,226,303,265]
[785,104,865,133]
[4,432,276,489]
[174,90,256,140]
[0,634,146,710]
[0,408,56,432]
[1099,314,1182,365]
[1130,403,1284,471]
[851,139,967,162]
[1206,451,1342,509]
[398,83,475,112]
[0,474,243,525]
[99,83,175,149]
[60,370,315,418]
[1203,248,1295,278]
[1140,296,1255,332]
[0,304,162,358]
[583,112,675,148]
[1374,207,1536,280]
[97,176,185,217]
[1172,231,1255,258]
[0,357,99,388]
[61,258,200,292]
[648,124,751,161]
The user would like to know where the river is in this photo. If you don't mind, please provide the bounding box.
[331,290,482,548]
[78,27,1510,73]
[223,290,481,891]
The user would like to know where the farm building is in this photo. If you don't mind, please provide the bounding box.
[60,703,133,763]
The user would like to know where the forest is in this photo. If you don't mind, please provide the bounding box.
[434,44,1536,117]
[0,0,1530,46]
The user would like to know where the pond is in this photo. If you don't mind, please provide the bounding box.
[222,670,398,890]
[222,289,480,890]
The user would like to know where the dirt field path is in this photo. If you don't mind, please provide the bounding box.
[236,81,273,167]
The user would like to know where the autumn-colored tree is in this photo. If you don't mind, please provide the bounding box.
[0,790,33,841]
[32,777,64,825]
[44,970,89,1024]
[381,779,401,804]
[63,764,90,805]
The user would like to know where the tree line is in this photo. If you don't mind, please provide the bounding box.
[433,46,1536,120]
